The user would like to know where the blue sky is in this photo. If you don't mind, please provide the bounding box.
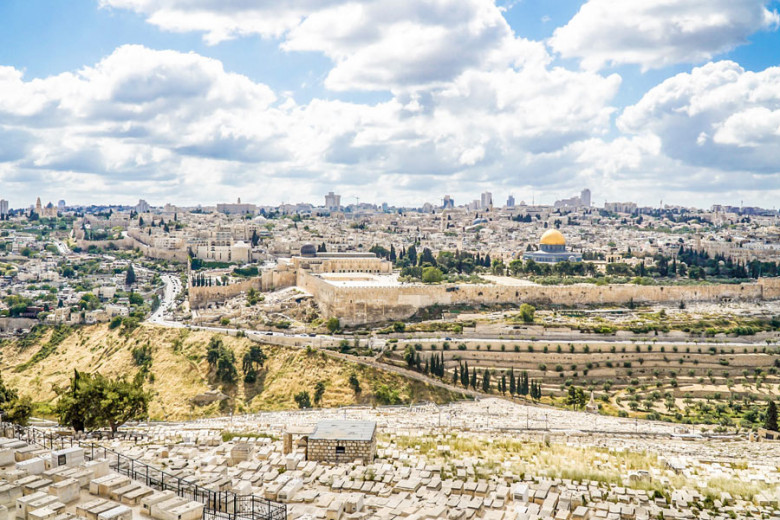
[1,0,779,208]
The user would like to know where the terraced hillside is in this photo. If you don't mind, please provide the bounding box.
[0,324,460,421]
[382,338,780,425]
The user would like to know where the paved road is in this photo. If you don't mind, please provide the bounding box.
[149,273,183,325]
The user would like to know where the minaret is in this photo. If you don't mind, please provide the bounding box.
[35,197,42,215]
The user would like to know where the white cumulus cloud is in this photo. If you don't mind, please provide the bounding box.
[550,0,779,70]
[618,61,780,173]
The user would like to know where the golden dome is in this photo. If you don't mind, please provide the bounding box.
[540,229,566,246]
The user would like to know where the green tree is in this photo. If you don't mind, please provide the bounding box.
[54,370,149,435]
[509,369,516,396]
[206,336,237,385]
[519,304,535,323]
[128,291,143,306]
[242,345,267,384]
[481,369,491,393]
[326,317,340,333]
[766,400,778,432]
[566,386,587,409]
[314,381,326,406]
[0,376,32,426]
[125,264,136,286]
[294,391,311,409]
[421,266,443,283]
[348,373,361,395]
[404,345,417,368]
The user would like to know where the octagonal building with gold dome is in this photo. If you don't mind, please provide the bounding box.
[522,229,582,263]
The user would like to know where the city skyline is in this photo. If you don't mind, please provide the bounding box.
[2,186,780,214]
[1,1,780,208]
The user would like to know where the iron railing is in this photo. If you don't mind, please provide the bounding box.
[1,423,286,520]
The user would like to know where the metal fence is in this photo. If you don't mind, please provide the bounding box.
[1,423,286,520]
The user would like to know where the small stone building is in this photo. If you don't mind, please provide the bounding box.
[756,428,780,441]
[307,420,377,463]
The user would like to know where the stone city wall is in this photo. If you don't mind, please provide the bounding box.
[307,438,376,463]
[189,277,262,309]
[75,237,135,250]
[761,277,780,299]
[189,267,297,308]
[73,235,188,263]
[0,318,38,333]
[300,272,780,326]
[260,268,297,292]
[127,235,189,263]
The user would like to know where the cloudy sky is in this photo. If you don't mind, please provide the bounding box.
[1,0,779,209]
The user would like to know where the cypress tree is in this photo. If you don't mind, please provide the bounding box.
[766,401,778,432]
[509,369,516,396]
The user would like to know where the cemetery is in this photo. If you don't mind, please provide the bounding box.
[1,398,779,519]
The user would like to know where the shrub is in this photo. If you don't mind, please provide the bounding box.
[519,304,535,323]
[294,391,311,409]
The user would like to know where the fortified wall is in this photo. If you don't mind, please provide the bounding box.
[75,237,134,250]
[127,236,189,263]
[260,264,297,292]
[189,267,297,309]
[73,236,188,263]
[189,277,262,309]
[300,272,780,326]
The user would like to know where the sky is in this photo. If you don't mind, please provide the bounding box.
[1,0,780,209]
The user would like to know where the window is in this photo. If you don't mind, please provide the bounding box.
[336,446,346,454]
[58,454,67,466]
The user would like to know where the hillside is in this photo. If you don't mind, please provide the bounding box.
[0,324,460,421]
[382,338,780,426]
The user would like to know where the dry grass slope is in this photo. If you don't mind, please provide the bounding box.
[0,324,459,421]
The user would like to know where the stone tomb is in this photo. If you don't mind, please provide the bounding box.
[306,421,377,464]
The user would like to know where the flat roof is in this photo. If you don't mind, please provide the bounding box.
[310,420,376,442]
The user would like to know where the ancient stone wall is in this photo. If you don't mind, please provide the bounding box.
[307,437,376,463]
[127,236,189,262]
[75,238,134,250]
[190,263,780,324]
[0,318,38,333]
[760,277,780,299]
[299,272,779,326]
[260,267,297,292]
[73,236,188,262]
[189,277,262,309]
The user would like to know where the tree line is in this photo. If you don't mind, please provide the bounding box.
[402,346,543,400]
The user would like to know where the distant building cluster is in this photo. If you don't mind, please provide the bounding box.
[605,201,638,214]
[554,189,591,209]
[216,198,257,216]
[325,192,341,211]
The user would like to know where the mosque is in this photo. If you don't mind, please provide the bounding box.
[522,229,582,264]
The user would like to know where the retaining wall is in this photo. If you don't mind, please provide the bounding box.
[301,273,780,326]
